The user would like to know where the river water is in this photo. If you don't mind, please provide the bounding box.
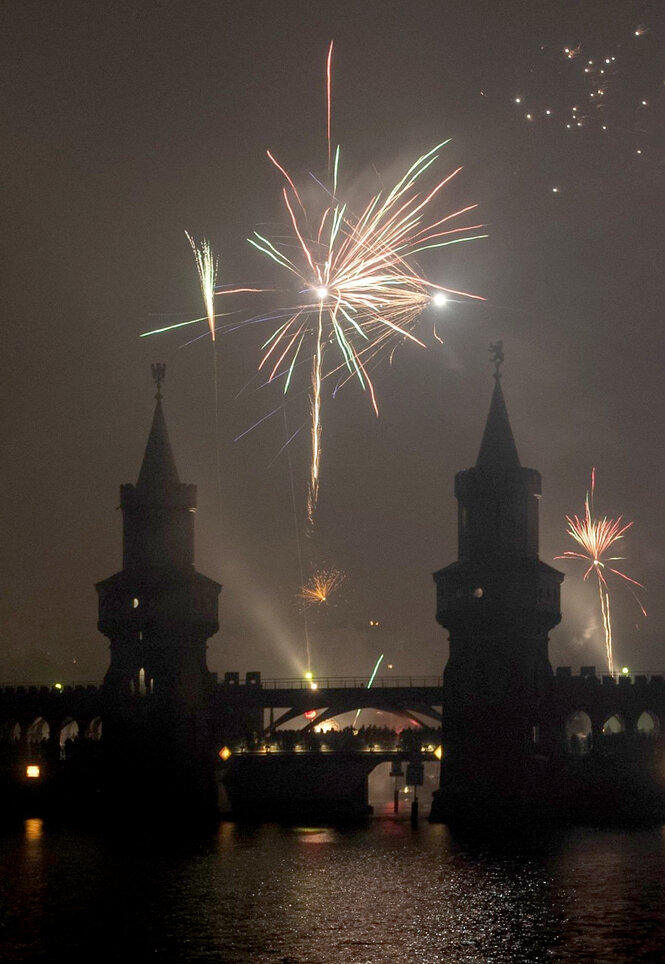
[2,804,665,963]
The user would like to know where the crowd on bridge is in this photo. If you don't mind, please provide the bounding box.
[236,724,442,754]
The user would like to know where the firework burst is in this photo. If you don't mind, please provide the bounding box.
[556,468,645,676]
[297,568,346,606]
[251,42,486,522]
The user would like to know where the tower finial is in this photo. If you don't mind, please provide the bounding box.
[489,341,504,380]
[151,363,166,400]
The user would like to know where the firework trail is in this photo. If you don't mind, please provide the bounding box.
[139,232,260,342]
[251,44,487,523]
[352,653,384,729]
[186,232,218,341]
[298,568,346,606]
[555,468,645,676]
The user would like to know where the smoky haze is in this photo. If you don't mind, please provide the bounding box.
[1,0,663,685]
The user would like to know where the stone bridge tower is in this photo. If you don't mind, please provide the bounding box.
[431,352,564,822]
[96,366,221,813]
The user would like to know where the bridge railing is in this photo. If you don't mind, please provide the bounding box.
[249,676,443,690]
[0,681,102,692]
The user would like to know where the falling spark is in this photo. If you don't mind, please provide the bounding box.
[555,469,646,676]
[298,568,346,606]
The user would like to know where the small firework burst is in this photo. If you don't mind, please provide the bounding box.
[556,469,645,676]
[297,568,346,606]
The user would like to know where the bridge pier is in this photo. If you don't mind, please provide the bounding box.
[221,752,375,821]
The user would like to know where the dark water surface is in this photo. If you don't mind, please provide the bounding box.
[2,811,665,962]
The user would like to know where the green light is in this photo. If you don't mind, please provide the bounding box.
[621,666,630,676]
[367,653,384,688]
[54,682,63,691]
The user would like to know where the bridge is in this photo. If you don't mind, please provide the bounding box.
[0,675,443,821]
[7,367,664,825]
[213,674,443,734]
[6,670,665,756]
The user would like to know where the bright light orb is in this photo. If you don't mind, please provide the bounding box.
[315,286,328,300]
[432,292,448,308]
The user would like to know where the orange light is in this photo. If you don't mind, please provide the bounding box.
[218,746,232,762]
[26,765,40,779]
[434,745,443,760]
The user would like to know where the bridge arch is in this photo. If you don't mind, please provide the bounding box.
[26,717,50,754]
[636,710,660,738]
[565,710,592,755]
[0,720,20,743]
[602,713,626,736]
[267,700,441,735]
[57,718,80,746]
[87,717,103,740]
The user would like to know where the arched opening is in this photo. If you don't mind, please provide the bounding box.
[58,720,79,758]
[1,720,20,742]
[368,759,439,814]
[137,668,153,696]
[87,717,103,741]
[27,718,50,756]
[566,711,592,755]
[637,711,660,739]
[369,760,402,814]
[0,721,21,765]
[602,714,625,736]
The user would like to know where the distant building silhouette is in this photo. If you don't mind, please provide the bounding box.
[95,368,221,813]
[430,361,665,824]
[431,364,563,820]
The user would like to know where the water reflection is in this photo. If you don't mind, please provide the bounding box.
[1,818,665,960]
[24,818,43,842]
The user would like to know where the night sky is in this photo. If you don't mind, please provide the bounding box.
[2,0,664,686]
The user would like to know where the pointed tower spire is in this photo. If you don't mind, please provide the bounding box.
[476,341,520,472]
[137,364,180,490]
[431,348,564,823]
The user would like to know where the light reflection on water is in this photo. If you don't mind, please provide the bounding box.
[0,817,664,961]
